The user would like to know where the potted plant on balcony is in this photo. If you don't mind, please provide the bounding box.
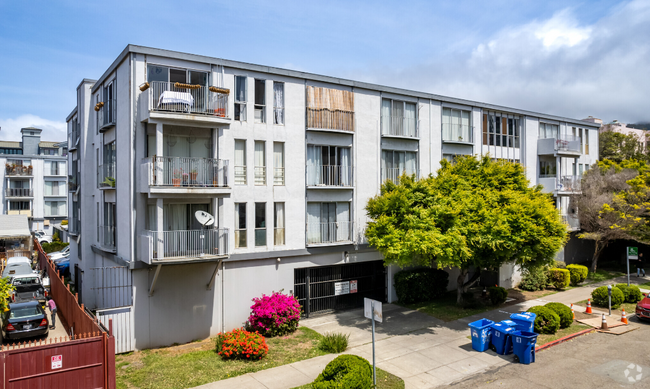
[5,164,11,174]
[102,177,116,188]
[190,168,198,181]
[27,165,33,175]
[182,172,189,185]
[172,169,182,187]
[213,170,219,187]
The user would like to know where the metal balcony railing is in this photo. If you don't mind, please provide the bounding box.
[5,165,32,176]
[381,168,418,185]
[234,166,247,185]
[306,221,354,245]
[381,115,418,138]
[144,228,229,260]
[148,81,229,117]
[5,188,33,197]
[306,165,353,187]
[145,157,229,188]
[274,167,285,186]
[557,176,581,192]
[442,123,473,143]
[254,166,266,186]
[98,163,116,188]
[98,225,116,250]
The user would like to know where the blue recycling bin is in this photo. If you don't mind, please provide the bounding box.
[468,319,494,352]
[510,312,536,332]
[511,331,538,364]
[490,322,516,355]
[500,319,517,328]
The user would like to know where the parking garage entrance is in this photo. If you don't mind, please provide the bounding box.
[294,260,386,317]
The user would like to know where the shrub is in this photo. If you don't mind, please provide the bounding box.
[544,302,573,328]
[247,291,301,337]
[488,286,508,305]
[61,220,68,226]
[547,268,570,289]
[394,268,449,304]
[318,332,350,353]
[616,283,643,303]
[52,230,61,242]
[527,306,560,334]
[41,242,69,253]
[518,267,547,291]
[215,328,268,360]
[554,260,567,269]
[591,286,624,309]
[566,264,589,286]
[312,355,372,389]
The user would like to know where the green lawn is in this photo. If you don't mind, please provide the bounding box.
[292,368,404,389]
[536,323,592,347]
[400,291,502,322]
[116,327,330,389]
[639,281,650,289]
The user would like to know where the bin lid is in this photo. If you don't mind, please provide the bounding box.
[510,312,537,322]
[468,318,494,328]
[500,320,517,327]
[492,323,515,332]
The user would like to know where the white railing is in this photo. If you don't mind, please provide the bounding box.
[148,81,229,117]
[98,225,116,250]
[557,176,581,192]
[381,115,418,137]
[98,163,116,188]
[274,167,285,186]
[306,221,354,245]
[442,123,473,143]
[5,188,32,197]
[145,157,229,188]
[145,228,229,260]
[234,166,247,185]
[306,165,353,187]
[254,166,266,185]
[381,168,418,184]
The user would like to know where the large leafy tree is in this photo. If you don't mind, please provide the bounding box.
[365,155,567,304]
[599,130,646,162]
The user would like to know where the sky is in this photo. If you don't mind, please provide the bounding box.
[0,0,648,141]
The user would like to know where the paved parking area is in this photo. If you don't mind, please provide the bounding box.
[1,307,66,348]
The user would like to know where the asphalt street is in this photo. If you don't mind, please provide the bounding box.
[450,316,650,388]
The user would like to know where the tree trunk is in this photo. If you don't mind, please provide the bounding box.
[591,239,605,274]
[456,268,469,304]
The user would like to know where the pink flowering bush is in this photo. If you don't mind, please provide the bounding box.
[247,291,301,337]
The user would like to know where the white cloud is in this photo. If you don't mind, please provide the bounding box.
[0,115,67,142]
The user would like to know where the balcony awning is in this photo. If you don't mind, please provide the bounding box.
[0,215,31,239]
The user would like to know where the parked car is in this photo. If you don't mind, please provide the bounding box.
[6,256,31,266]
[1,301,49,340]
[2,263,36,278]
[636,293,650,321]
[48,246,70,261]
[52,253,69,264]
[54,258,70,276]
[9,274,47,309]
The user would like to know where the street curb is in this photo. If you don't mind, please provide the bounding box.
[536,328,595,351]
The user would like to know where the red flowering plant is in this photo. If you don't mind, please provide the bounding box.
[215,328,269,360]
[247,291,301,337]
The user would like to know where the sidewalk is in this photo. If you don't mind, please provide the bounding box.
[199,274,649,389]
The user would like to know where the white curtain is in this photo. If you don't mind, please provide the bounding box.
[461,111,470,141]
[273,82,284,125]
[307,203,321,243]
[306,145,322,186]
[147,204,157,230]
[44,201,52,216]
[164,204,187,231]
[235,76,246,102]
[275,203,285,229]
[406,152,417,176]
[44,182,52,196]
[339,147,350,186]
[235,140,246,166]
[336,202,350,242]
[254,142,265,167]
[405,103,416,137]
[442,108,451,140]
[397,151,405,174]
[44,161,51,175]
[59,162,67,176]
[381,99,391,134]
[273,143,284,170]
[381,150,391,181]
[392,102,404,135]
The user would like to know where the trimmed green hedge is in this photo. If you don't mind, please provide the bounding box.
[548,268,570,289]
[519,267,547,291]
[41,241,69,253]
[592,286,624,309]
[566,264,588,286]
[527,306,560,334]
[488,286,508,305]
[394,268,449,304]
[544,302,573,329]
[312,355,372,389]
[615,283,644,303]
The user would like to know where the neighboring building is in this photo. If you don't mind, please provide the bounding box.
[598,119,649,151]
[66,45,600,351]
[0,128,68,234]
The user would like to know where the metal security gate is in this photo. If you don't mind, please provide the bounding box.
[97,306,135,354]
[294,261,386,317]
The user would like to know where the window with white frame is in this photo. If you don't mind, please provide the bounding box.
[235,203,247,248]
[585,129,589,154]
[306,202,351,244]
[274,202,285,246]
[254,79,265,123]
[234,140,247,185]
[273,142,285,186]
[442,107,472,142]
[273,82,284,125]
[306,145,352,186]
[254,141,266,185]
[234,76,247,121]
[44,201,66,216]
[482,112,521,148]
[44,161,66,175]
[381,99,417,137]
[44,181,67,196]
[381,150,417,183]
[255,203,266,247]
[539,159,557,177]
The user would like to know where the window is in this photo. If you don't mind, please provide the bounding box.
[306,145,352,186]
[254,79,265,123]
[234,76,247,121]
[273,82,284,125]
[585,164,590,171]
[579,164,584,176]
[273,142,285,185]
[585,129,589,154]
[44,201,66,216]
[44,181,66,196]
[103,81,115,126]
[381,99,417,137]
[234,140,247,185]
[482,113,520,148]
[274,203,285,246]
[539,123,558,139]
[255,203,266,247]
[442,107,471,142]
[102,202,116,248]
[579,128,583,153]
[101,142,116,187]
[235,203,247,248]
[254,141,266,185]
[147,65,208,86]
[45,161,66,175]
[306,202,351,244]
[381,150,417,183]
[9,201,30,211]
[306,86,354,132]
[539,160,556,177]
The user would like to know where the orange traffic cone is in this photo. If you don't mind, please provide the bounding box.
[601,313,608,330]
[571,303,575,320]
[621,309,628,324]
[586,299,593,314]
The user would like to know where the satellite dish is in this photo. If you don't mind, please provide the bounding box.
[195,211,215,226]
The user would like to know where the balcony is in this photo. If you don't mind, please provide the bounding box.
[140,156,230,196]
[306,165,353,188]
[5,188,33,198]
[69,123,80,152]
[562,214,580,231]
[98,225,116,252]
[98,163,116,189]
[141,81,231,125]
[68,174,79,192]
[381,115,418,138]
[140,228,229,263]
[6,210,32,217]
[442,123,473,144]
[381,168,419,185]
[538,175,581,194]
[538,135,581,156]
[5,165,32,176]
[98,96,116,132]
[306,221,354,245]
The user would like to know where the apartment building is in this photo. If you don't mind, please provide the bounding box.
[0,128,68,234]
[66,45,599,351]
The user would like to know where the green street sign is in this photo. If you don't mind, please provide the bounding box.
[628,247,639,259]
